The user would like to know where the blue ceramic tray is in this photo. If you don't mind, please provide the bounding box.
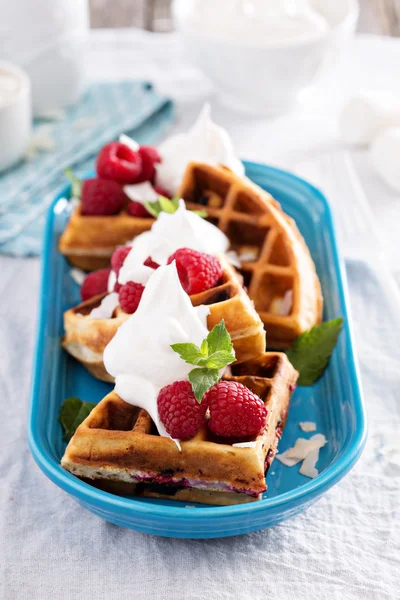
[28,162,367,538]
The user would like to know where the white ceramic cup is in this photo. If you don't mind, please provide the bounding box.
[0,61,32,172]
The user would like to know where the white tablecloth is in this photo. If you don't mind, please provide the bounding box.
[1,30,399,600]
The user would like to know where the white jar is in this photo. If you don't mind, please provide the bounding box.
[0,0,89,115]
[0,62,31,172]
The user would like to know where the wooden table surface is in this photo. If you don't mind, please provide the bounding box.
[89,0,400,36]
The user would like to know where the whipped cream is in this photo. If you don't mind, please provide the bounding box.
[176,0,328,46]
[104,262,210,438]
[123,181,159,205]
[118,199,229,286]
[155,104,244,195]
[89,292,119,320]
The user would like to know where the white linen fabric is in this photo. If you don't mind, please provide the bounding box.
[0,31,399,600]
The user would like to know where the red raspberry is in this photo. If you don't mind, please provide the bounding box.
[144,256,160,269]
[114,281,122,293]
[81,178,126,216]
[157,380,207,440]
[111,246,131,275]
[126,201,152,218]
[153,185,171,198]
[205,381,267,438]
[136,145,161,183]
[119,281,144,314]
[96,142,142,184]
[167,248,222,295]
[80,268,111,301]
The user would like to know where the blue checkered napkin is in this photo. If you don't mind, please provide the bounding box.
[0,81,174,256]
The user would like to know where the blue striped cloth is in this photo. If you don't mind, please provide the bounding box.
[0,81,174,256]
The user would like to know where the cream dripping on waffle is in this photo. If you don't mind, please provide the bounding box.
[104,262,210,439]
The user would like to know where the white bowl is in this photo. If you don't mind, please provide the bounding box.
[0,61,31,172]
[173,0,359,115]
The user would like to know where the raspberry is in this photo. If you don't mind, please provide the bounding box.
[154,185,171,198]
[81,178,126,216]
[126,201,152,218]
[114,281,122,293]
[111,246,131,275]
[136,146,161,183]
[80,268,111,301]
[167,248,222,295]
[144,256,160,269]
[157,380,207,440]
[96,142,142,184]
[119,281,144,314]
[206,381,267,438]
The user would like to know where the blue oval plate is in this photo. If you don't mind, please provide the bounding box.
[28,161,367,538]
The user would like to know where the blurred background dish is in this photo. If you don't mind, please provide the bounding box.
[172,0,359,115]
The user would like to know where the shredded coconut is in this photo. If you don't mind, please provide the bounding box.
[119,133,139,152]
[70,268,86,286]
[232,441,257,448]
[276,433,327,477]
[299,421,317,432]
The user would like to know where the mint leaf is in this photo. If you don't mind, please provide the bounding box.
[200,339,209,356]
[144,195,207,219]
[207,320,234,355]
[59,397,96,441]
[65,168,82,198]
[159,195,177,213]
[192,209,208,218]
[170,342,202,365]
[143,200,160,218]
[189,368,220,402]
[201,350,235,369]
[287,318,344,386]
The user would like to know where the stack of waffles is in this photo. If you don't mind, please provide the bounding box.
[60,162,321,505]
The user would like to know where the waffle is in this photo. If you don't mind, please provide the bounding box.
[63,254,266,382]
[61,352,298,506]
[58,205,153,271]
[178,162,323,347]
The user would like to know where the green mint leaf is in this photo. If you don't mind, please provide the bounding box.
[159,195,176,213]
[192,209,208,218]
[64,168,82,199]
[171,196,180,210]
[206,320,234,355]
[202,350,236,369]
[143,200,160,218]
[189,368,220,402]
[200,339,209,356]
[59,397,96,441]
[286,318,344,386]
[170,342,202,365]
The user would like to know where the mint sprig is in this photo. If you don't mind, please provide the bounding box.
[171,320,235,402]
[286,318,344,386]
[144,195,207,219]
[65,168,82,198]
[59,397,96,441]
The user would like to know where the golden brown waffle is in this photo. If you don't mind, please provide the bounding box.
[178,163,323,346]
[63,254,266,382]
[58,205,153,271]
[61,352,298,506]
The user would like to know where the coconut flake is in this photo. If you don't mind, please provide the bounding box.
[123,181,159,205]
[70,267,86,286]
[276,433,327,476]
[119,133,139,152]
[299,448,320,478]
[225,250,241,268]
[299,421,317,432]
[232,441,257,448]
[89,293,119,320]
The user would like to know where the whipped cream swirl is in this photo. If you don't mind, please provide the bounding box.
[118,199,229,286]
[155,103,244,195]
[104,262,210,438]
